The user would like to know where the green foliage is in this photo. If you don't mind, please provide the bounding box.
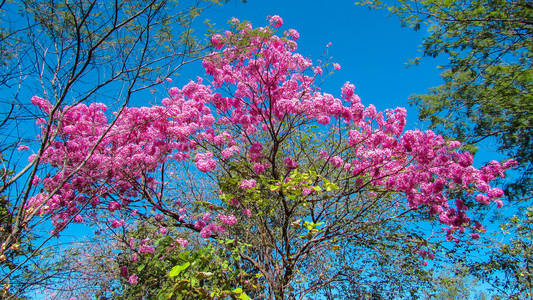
[115,223,260,299]
[359,0,532,199]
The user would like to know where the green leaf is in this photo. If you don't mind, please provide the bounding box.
[169,262,191,277]
[137,264,146,272]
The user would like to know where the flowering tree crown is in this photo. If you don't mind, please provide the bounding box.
[27,15,514,271]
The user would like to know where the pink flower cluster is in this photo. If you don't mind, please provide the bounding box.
[211,34,225,50]
[269,15,283,28]
[195,151,217,172]
[240,179,257,190]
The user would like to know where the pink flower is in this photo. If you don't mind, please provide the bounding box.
[218,214,237,226]
[108,201,121,212]
[159,227,167,235]
[111,219,125,228]
[74,215,84,223]
[211,34,225,50]
[240,179,257,190]
[288,29,299,40]
[302,188,315,196]
[131,253,139,262]
[17,145,29,151]
[139,245,154,254]
[253,163,267,174]
[503,159,518,169]
[320,150,330,160]
[475,194,490,205]
[487,188,504,198]
[31,175,40,185]
[120,266,129,277]
[176,238,188,248]
[330,156,344,168]
[30,96,52,113]
[222,146,240,159]
[242,209,252,218]
[194,219,206,230]
[332,63,341,70]
[128,274,138,285]
[283,157,298,170]
[195,151,216,172]
[269,15,283,28]
[200,224,214,238]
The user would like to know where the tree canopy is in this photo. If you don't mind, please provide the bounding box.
[11,15,516,298]
[0,1,524,298]
[359,0,532,199]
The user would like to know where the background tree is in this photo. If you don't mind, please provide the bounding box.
[358,0,532,199]
[0,0,224,296]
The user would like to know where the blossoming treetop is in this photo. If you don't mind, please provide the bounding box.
[16,15,515,298]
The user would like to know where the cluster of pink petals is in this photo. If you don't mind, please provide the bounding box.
[128,274,138,285]
[176,238,188,248]
[269,15,283,28]
[211,34,225,50]
[287,29,299,40]
[195,151,217,172]
[283,157,298,170]
[200,223,225,238]
[240,179,257,190]
[218,214,237,226]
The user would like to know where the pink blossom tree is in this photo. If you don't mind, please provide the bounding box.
[16,15,516,298]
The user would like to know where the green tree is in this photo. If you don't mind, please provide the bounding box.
[358,0,532,199]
